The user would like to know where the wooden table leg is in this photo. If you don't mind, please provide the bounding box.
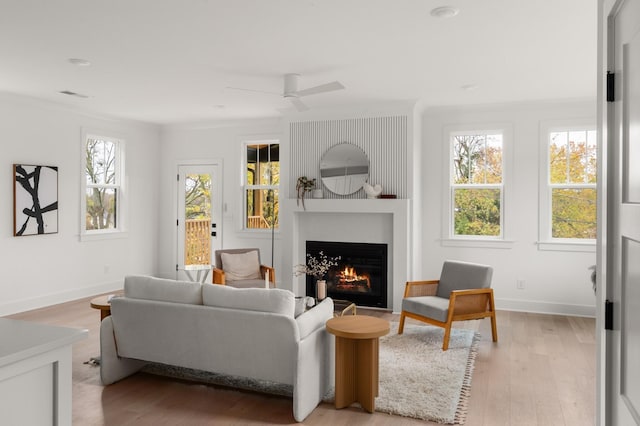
[334,336,380,413]
[100,308,111,321]
[334,336,356,409]
[355,338,378,413]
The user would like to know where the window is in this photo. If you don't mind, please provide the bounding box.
[541,125,596,245]
[81,133,125,238]
[449,130,504,238]
[244,141,279,230]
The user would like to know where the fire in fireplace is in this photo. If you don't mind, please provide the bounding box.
[305,240,388,308]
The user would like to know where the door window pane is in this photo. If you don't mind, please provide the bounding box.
[184,173,212,265]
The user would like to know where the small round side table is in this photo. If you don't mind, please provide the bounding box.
[325,315,390,413]
[90,293,121,321]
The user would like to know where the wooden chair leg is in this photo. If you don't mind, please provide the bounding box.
[489,292,498,342]
[490,313,498,342]
[442,323,452,351]
[398,312,406,334]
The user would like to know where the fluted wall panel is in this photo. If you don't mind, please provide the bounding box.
[289,116,408,199]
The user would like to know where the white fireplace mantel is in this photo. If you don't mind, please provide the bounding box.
[281,198,412,313]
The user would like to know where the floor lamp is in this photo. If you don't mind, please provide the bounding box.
[267,188,275,268]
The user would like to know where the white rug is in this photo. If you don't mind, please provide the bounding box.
[141,323,479,424]
[364,323,479,424]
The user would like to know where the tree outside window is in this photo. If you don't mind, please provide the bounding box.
[245,142,279,230]
[451,133,503,237]
[85,137,121,231]
[548,130,596,239]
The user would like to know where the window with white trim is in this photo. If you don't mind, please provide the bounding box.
[243,141,279,231]
[541,125,596,244]
[81,134,125,237]
[449,130,504,239]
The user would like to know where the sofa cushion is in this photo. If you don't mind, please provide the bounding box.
[202,284,295,317]
[124,275,203,305]
[221,251,261,281]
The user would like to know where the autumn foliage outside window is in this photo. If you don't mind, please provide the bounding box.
[451,132,503,237]
[548,130,597,239]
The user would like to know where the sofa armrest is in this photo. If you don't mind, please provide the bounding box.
[296,297,334,340]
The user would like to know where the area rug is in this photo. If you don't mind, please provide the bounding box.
[141,323,479,424]
[347,323,480,424]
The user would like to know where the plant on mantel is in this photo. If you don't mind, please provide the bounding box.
[295,176,316,210]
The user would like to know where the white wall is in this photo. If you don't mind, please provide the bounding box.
[421,100,597,316]
[0,93,160,316]
[0,93,598,317]
[158,119,283,282]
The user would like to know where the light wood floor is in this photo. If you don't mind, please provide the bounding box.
[6,296,596,426]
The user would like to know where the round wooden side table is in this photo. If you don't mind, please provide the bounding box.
[325,315,390,413]
[90,293,121,321]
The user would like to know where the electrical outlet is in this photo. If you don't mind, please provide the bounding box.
[517,279,525,289]
[104,265,110,274]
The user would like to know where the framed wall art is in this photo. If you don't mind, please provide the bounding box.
[13,164,59,236]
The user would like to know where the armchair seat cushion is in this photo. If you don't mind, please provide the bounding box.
[402,296,450,323]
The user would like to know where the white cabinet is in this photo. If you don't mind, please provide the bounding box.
[0,318,87,425]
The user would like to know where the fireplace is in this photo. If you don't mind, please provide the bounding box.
[305,240,388,308]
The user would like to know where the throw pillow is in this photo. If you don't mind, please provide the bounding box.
[221,251,262,281]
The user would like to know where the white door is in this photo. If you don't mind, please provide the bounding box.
[176,164,222,281]
[607,0,640,423]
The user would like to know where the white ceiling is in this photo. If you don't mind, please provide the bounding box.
[0,0,597,125]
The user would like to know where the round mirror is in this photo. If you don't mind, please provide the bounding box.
[320,143,369,195]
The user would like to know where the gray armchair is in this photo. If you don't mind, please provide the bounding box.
[212,248,275,288]
[398,260,497,350]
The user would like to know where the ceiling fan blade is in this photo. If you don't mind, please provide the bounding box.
[295,81,345,97]
[225,86,280,96]
[289,97,309,112]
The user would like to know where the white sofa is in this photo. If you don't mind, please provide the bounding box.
[100,275,335,422]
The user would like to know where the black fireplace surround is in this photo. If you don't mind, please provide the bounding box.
[305,240,388,308]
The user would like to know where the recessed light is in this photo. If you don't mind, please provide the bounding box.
[68,58,91,66]
[461,84,478,91]
[213,105,225,109]
[430,6,459,19]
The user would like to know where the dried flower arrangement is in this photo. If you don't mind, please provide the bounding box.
[293,251,341,280]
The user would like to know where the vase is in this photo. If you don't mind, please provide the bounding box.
[316,280,327,301]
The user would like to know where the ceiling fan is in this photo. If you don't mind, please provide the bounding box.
[226,73,345,112]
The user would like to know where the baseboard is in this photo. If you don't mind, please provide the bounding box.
[495,298,596,318]
[0,279,124,317]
